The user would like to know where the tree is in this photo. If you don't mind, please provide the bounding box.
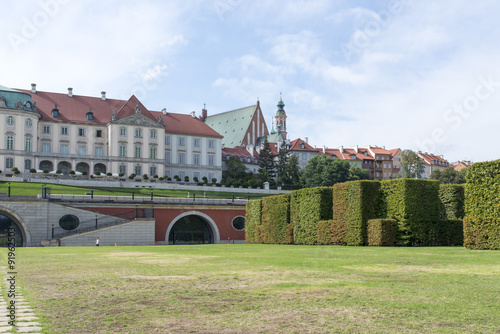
[400,150,425,178]
[258,138,276,185]
[301,155,352,187]
[430,167,466,184]
[276,139,290,188]
[348,164,371,181]
[226,156,247,185]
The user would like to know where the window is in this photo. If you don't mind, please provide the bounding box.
[60,144,69,154]
[150,130,156,139]
[120,128,126,136]
[150,166,157,176]
[61,127,68,135]
[194,154,200,165]
[43,125,50,134]
[165,136,170,145]
[179,137,185,146]
[59,215,80,231]
[119,145,126,157]
[95,147,103,157]
[5,135,13,150]
[78,145,86,156]
[135,128,142,138]
[194,172,200,180]
[231,216,245,231]
[178,153,185,164]
[25,136,32,152]
[26,119,32,127]
[150,147,157,159]
[96,130,102,138]
[5,158,13,169]
[194,138,200,147]
[7,117,14,125]
[86,112,93,120]
[134,165,142,175]
[42,143,50,153]
[208,140,214,148]
[119,165,126,174]
[383,164,386,169]
[208,155,214,166]
[24,159,31,170]
[179,171,185,179]
[208,172,214,181]
[300,143,305,149]
[302,153,307,160]
[52,109,59,118]
[78,128,85,136]
[384,173,387,178]
[165,151,170,164]
[135,146,141,158]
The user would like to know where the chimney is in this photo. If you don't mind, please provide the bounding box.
[322,145,326,154]
[101,91,106,101]
[161,108,167,115]
[202,104,207,120]
[339,145,344,153]
[354,145,358,153]
[190,111,196,118]
[221,143,225,149]
[305,137,309,144]
[68,87,73,97]
[31,83,37,94]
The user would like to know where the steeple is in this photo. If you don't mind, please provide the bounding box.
[275,93,287,140]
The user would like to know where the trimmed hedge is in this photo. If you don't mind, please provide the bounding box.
[438,220,464,246]
[439,184,465,220]
[261,194,291,244]
[331,220,347,245]
[381,179,441,246]
[464,160,500,249]
[332,181,382,246]
[245,199,262,244]
[367,219,398,246]
[291,187,333,245]
[317,220,332,245]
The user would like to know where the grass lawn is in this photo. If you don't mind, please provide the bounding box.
[0,181,267,200]
[2,245,499,333]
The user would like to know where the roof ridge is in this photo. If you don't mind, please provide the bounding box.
[206,105,257,118]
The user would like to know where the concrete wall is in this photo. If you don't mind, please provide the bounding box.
[59,219,155,246]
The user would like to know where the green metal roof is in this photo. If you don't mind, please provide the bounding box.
[0,85,34,111]
[204,105,257,148]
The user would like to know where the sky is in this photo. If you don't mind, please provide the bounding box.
[1,0,499,163]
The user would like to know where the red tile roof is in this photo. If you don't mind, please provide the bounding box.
[222,146,258,163]
[418,153,449,166]
[18,89,124,125]
[387,148,401,158]
[18,88,222,137]
[289,138,317,152]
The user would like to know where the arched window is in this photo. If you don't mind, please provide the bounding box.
[25,135,32,152]
[6,135,14,150]
[7,116,14,125]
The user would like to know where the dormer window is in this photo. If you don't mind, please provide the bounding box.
[300,143,305,149]
[351,155,356,159]
[364,151,368,156]
[86,111,93,120]
[51,105,59,118]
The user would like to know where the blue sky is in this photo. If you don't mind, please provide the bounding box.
[2,0,500,162]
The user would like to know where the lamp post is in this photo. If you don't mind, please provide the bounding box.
[51,224,55,239]
[95,215,98,229]
[7,182,10,198]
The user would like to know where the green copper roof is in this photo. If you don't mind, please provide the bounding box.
[0,85,34,111]
[204,105,257,148]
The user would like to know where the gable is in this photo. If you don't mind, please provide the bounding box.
[111,112,164,128]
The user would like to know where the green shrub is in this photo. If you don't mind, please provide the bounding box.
[438,220,464,246]
[245,200,262,244]
[332,181,382,246]
[317,220,332,245]
[367,219,398,246]
[381,179,440,246]
[439,184,465,220]
[261,194,290,244]
[291,187,333,245]
[464,160,500,249]
[286,224,293,244]
[331,220,347,245]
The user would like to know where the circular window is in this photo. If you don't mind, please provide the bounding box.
[7,116,14,125]
[231,216,245,231]
[59,215,80,231]
[26,119,32,127]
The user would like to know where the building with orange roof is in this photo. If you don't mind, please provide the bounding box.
[289,138,318,169]
[451,160,473,172]
[0,84,223,182]
[417,152,450,179]
[387,148,402,178]
[222,146,259,175]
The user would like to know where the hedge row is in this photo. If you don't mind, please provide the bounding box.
[381,179,441,246]
[245,199,262,243]
[464,160,500,249]
[367,219,398,246]
[261,194,290,244]
[317,220,332,245]
[332,181,382,246]
[291,187,332,245]
[439,184,465,220]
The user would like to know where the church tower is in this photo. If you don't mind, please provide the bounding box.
[275,93,287,140]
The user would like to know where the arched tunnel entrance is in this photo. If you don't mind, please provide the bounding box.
[168,214,215,245]
[0,214,24,247]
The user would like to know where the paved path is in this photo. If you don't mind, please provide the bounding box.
[0,266,42,333]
